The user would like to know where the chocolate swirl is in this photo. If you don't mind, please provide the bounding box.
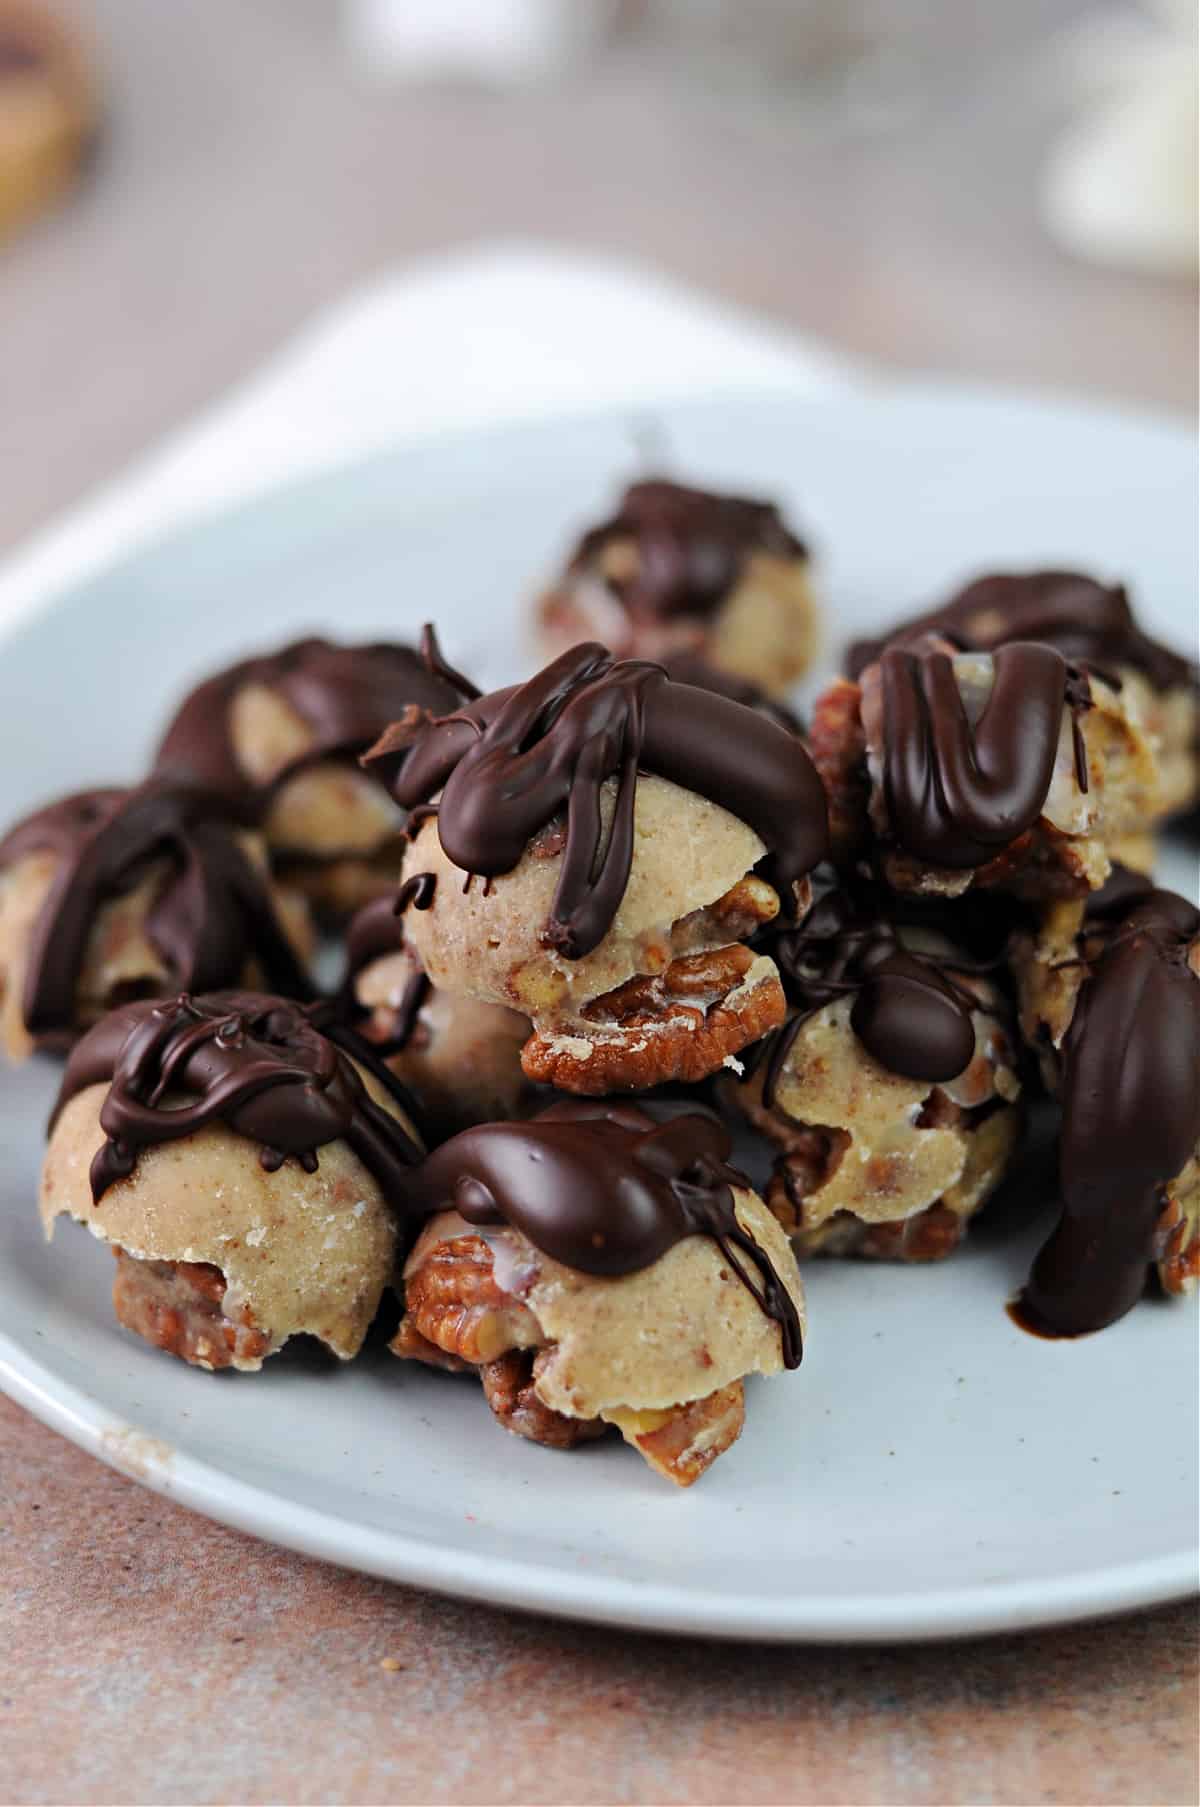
[409,1098,802,1367]
[751,879,1004,1104]
[848,569,1196,692]
[51,991,423,1205]
[154,635,470,808]
[1018,888,1200,1337]
[570,478,806,623]
[879,640,1080,868]
[0,782,312,1048]
[365,642,828,960]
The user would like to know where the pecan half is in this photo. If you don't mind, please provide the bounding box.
[111,1249,272,1370]
[481,1351,607,1448]
[603,1381,746,1486]
[401,1234,540,1364]
[523,960,785,1094]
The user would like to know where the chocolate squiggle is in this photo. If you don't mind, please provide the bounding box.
[410,1098,802,1367]
[1018,887,1200,1336]
[154,636,469,809]
[51,991,423,1205]
[570,478,806,624]
[880,640,1081,868]
[365,642,828,960]
[848,569,1196,692]
[0,782,312,1047]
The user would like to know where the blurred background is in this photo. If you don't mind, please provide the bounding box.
[1,0,1196,551]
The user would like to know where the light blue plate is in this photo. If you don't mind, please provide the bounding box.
[1,387,1196,1640]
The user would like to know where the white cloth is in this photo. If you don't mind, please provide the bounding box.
[0,243,856,638]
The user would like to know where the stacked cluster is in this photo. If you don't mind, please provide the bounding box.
[7,477,1198,1488]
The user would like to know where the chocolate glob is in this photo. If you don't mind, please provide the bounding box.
[848,569,1196,693]
[52,991,423,1206]
[1019,887,1200,1337]
[755,879,987,1106]
[154,635,470,809]
[365,640,828,961]
[570,478,806,625]
[409,1098,802,1367]
[879,640,1081,868]
[0,781,312,1048]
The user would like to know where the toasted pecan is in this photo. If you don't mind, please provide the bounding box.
[111,1249,272,1370]
[401,1234,540,1363]
[481,1351,607,1448]
[603,1381,746,1486]
[807,677,870,863]
[522,961,786,1094]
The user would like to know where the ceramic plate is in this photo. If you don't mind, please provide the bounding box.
[1,388,1196,1642]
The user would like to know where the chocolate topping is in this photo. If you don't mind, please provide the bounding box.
[343,893,405,977]
[340,895,431,1055]
[365,641,828,960]
[879,640,1078,868]
[0,782,312,1047]
[409,1098,802,1367]
[753,879,991,1102]
[154,636,469,809]
[848,569,1196,693]
[52,991,422,1205]
[571,478,806,623]
[1019,888,1200,1336]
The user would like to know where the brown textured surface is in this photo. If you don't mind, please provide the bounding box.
[0,1393,1195,1806]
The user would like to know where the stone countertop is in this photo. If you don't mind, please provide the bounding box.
[0,1395,1195,1806]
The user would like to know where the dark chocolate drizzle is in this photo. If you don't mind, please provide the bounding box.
[394,872,436,913]
[571,478,806,623]
[51,991,423,1205]
[365,641,828,960]
[750,878,994,1105]
[340,895,430,1055]
[154,636,470,809]
[879,639,1081,868]
[409,1098,802,1367]
[0,781,312,1047]
[847,569,1196,693]
[1018,888,1200,1337]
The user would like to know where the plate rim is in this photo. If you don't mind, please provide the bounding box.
[1,382,1196,1643]
[0,377,1194,661]
[2,1327,1196,1643]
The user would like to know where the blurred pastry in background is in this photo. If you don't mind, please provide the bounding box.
[656,650,804,735]
[846,569,1199,820]
[0,780,314,1062]
[40,992,422,1369]
[392,1098,804,1486]
[154,635,472,921]
[721,875,1023,1262]
[0,0,97,243]
[341,894,535,1140]
[810,635,1163,895]
[536,477,818,697]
